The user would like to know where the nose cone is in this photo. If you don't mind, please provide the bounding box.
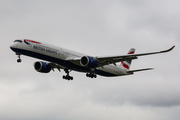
[10,44,15,49]
[10,43,18,52]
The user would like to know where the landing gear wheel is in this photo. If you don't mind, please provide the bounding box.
[86,73,97,79]
[94,75,97,78]
[62,69,73,80]
[17,59,22,63]
[62,75,73,80]
[16,53,22,63]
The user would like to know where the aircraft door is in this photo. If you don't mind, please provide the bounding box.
[59,48,65,57]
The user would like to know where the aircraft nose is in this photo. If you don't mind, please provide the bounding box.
[10,43,18,51]
[10,44,15,49]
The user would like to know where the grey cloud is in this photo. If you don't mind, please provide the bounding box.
[81,77,180,107]
[1,0,180,120]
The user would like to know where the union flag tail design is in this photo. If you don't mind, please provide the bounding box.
[120,48,135,69]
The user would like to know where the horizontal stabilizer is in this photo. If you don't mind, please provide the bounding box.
[127,68,154,73]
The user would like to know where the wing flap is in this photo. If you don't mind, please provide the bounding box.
[49,63,66,71]
[97,56,138,66]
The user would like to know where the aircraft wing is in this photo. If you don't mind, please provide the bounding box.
[67,46,175,67]
[49,63,66,71]
[96,46,175,67]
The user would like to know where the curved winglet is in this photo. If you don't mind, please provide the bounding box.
[160,45,175,53]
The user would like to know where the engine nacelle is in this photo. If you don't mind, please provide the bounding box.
[80,56,98,68]
[34,61,51,73]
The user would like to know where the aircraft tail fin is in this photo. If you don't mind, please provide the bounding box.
[119,48,135,69]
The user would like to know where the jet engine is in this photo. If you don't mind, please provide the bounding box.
[34,61,51,73]
[80,56,98,68]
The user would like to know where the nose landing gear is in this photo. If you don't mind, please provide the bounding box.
[16,53,22,63]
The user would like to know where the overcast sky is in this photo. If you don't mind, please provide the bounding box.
[0,0,180,120]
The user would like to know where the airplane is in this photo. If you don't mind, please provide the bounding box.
[10,39,175,80]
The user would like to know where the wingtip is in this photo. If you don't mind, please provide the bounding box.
[169,45,175,51]
[161,45,175,53]
[149,68,154,70]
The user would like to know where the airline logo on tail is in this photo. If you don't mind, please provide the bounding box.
[121,48,135,69]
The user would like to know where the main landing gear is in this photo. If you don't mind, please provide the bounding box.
[86,73,97,78]
[16,53,22,63]
[62,69,73,80]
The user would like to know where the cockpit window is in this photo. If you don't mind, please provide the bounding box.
[14,40,22,43]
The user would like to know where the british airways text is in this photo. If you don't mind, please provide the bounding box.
[33,45,58,55]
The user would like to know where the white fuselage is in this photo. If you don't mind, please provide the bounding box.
[10,39,130,77]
